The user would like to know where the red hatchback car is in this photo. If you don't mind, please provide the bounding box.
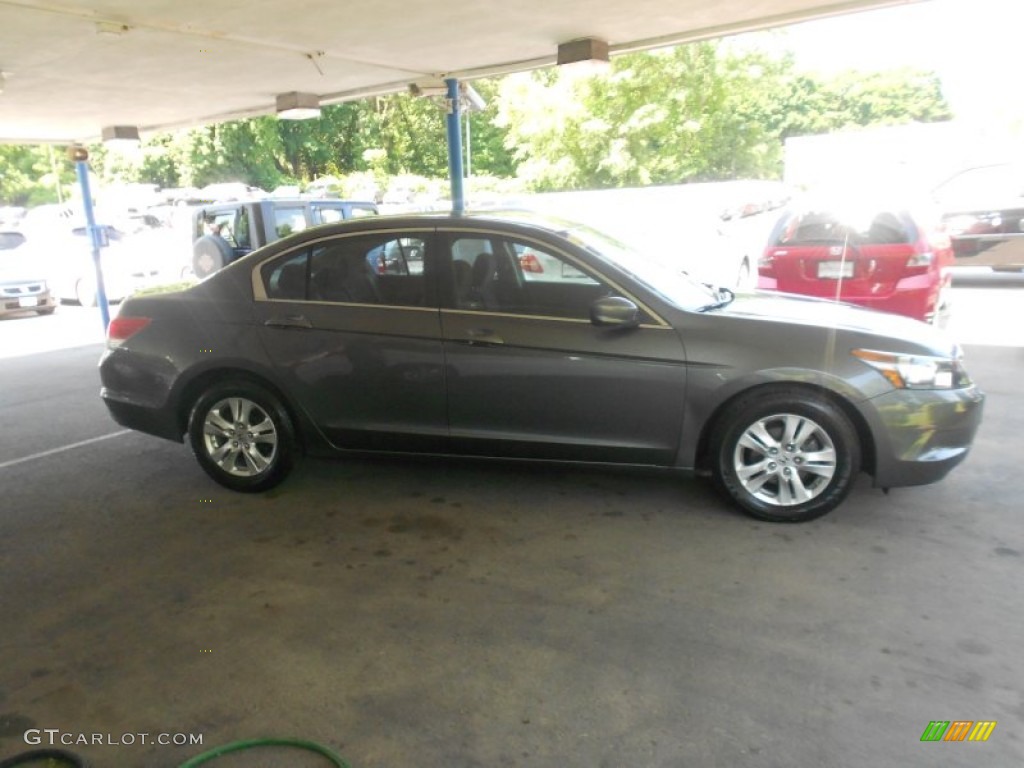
[757,204,954,323]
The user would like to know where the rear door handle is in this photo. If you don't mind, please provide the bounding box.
[465,327,504,345]
[264,314,312,329]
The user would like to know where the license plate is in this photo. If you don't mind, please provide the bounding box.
[817,261,854,279]
[18,296,39,307]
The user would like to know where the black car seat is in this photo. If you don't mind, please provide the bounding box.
[274,262,306,300]
[467,252,498,309]
[453,260,473,306]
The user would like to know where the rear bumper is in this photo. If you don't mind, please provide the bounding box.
[101,390,184,443]
[758,274,940,321]
[99,348,184,442]
[864,384,985,488]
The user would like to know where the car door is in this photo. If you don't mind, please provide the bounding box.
[439,228,687,465]
[252,228,447,452]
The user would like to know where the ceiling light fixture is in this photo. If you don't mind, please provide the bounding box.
[408,81,449,98]
[101,125,141,149]
[276,91,321,120]
[556,37,611,74]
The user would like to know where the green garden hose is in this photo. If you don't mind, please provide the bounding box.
[176,737,350,767]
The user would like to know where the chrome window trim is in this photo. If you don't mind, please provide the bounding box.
[261,297,438,314]
[440,307,670,330]
[440,225,671,328]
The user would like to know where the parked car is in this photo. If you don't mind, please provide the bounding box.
[30,225,163,306]
[19,206,167,305]
[191,198,379,278]
[0,230,57,317]
[758,202,954,324]
[100,212,984,523]
[932,163,1024,273]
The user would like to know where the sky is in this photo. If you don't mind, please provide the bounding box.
[745,0,1021,126]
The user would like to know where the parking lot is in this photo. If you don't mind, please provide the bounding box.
[0,286,1021,767]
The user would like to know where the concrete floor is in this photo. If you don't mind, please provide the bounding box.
[0,310,1021,767]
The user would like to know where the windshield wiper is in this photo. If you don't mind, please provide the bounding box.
[698,286,735,312]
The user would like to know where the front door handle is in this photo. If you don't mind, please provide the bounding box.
[264,314,312,329]
[465,327,504,345]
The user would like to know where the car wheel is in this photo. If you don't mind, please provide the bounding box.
[193,235,233,279]
[187,380,296,492]
[710,389,860,522]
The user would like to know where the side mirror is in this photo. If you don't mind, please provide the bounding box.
[591,296,640,328]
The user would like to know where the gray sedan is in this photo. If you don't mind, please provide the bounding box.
[99,212,984,522]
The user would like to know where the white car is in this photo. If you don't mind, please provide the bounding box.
[0,231,57,317]
[20,224,164,306]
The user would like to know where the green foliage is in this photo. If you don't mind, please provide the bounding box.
[0,43,953,205]
[497,42,953,191]
[0,145,76,206]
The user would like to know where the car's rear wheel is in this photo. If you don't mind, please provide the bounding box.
[710,389,860,522]
[187,380,296,492]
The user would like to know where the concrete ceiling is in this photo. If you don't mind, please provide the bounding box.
[0,0,919,143]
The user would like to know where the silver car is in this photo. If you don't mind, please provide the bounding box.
[1,230,57,317]
[99,212,984,522]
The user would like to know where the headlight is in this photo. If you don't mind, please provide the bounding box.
[852,348,972,390]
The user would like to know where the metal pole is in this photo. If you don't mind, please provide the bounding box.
[74,159,111,330]
[445,77,465,215]
[465,109,471,180]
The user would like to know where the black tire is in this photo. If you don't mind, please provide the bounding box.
[710,388,860,522]
[187,380,296,492]
[192,234,234,279]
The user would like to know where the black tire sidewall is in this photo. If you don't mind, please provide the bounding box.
[712,391,860,522]
[192,235,232,279]
[187,381,295,492]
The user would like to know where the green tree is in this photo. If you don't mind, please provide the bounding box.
[0,145,76,206]
[497,42,787,190]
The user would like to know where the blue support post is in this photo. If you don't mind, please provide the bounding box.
[445,77,465,215]
[74,159,111,330]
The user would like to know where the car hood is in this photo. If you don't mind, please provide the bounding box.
[711,291,957,353]
[0,249,48,282]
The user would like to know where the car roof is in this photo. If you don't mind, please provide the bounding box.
[196,197,377,207]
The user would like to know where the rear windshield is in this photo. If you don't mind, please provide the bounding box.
[773,209,915,246]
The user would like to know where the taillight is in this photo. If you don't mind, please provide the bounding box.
[905,250,935,272]
[107,316,151,348]
[520,252,544,273]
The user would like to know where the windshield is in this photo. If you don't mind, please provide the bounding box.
[563,223,719,311]
[0,232,26,250]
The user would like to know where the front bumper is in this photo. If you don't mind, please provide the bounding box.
[1,287,56,316]
[865,384,985,488]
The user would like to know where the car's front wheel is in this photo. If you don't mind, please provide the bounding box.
[187,380,296,492]
[710,389,860,522]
